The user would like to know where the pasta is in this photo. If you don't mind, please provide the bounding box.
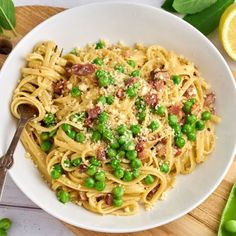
[11,40,220,215]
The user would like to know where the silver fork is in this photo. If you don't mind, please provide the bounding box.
[0,104,38,200]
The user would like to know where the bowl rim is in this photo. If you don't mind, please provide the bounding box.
[3,2,236,233]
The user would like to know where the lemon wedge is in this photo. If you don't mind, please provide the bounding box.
[219,3,236,61]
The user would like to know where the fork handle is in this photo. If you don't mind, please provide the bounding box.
[0,167,7,201]
[3,118,28,169]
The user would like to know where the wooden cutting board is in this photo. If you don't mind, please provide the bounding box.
[0,6,235,236]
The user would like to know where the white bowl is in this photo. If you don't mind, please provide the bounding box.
[0,2,236,233]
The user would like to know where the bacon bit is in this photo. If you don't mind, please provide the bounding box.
[157,145,166,157]
[52,80,68,95]
[116,88,125,99]
[138,149,149,161]
[144,93,158,107]
[78,164,87,173]
[184,85,196,98]
[125,77,139,87]
[204,92,216,107]
[135,140,145,152]
[149,80,165,91]
[87,106,101,119]
[66,63,96,76]
[175,148,182,156]
[96,147,107,161]
[147,185,159,200]
[84,106,102,127]
[79,191,88,201]
[168,103,183,115]
[105,194,113,206]
[160,138,167,145]
[97,196,104,202]
[150,70,170,81]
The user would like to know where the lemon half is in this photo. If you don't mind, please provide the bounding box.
[219,3,236,61]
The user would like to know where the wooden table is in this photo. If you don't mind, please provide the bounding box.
[0,5,235,236]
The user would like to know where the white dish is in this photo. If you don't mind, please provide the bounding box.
[0,3,236,233]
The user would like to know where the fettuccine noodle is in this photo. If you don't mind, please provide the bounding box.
[11,40,220,215]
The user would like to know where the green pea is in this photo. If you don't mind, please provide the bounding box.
[187,132,197,141]
[86,165,97,176]
[118,135,127,145]
[130,70,140,77]
[132,169,140,178]
[91,130,102,142]
[51,169,61,180]
[126,150,137,160]
[95,181,106,191]
[135,97,146,111]
[97,96,107,104]
[114,167,125,179]
[113,198,123,207]
[110,159,120,169]
[131,158,142,169]
[130,124,141,136]
[0,229,6,236]
[117,150,125,159]
[112,186,124,198]
[40,132,49,141]
[98,111,109,124]
[168,114,178,127]
[171,75,181,85]
[0,218,12,231]
[123,171,133,182]
[90,156,101,167]
[123,141,135,151]
[70,48,78,56]
[96,123,107,134]
[75,132,85,143]
[189,98,197,104]
[108,75,115,85]
[67,130,76,140]
[138,111,146,122]
[173,123,182,137]
[186,114,197,125]
[71,157,82,167]
[126,86,137,98]
[43,113,56,127]
[148,121,159,132]
[155,105,166,116]
[62,123,72,132]
[117,124,127,135]
[144,175,155,185]
[96,69,106,78]
[40,140,52,153]
[84,177,95,188]
[107,148,117,158]
[54,164,63,172]
[182,124,193,134]
[114,64,125,73]
[103,129,114,142]
[201,111,211,121]
[195,120,205,131]
[160,162,169,173]
[95,171,106,181]
[110,140,120,149]
[183,101,193,113]
[224,220,236,233]
[71,87,81,97]
[98,76,109,87]
[57,190,71,204]
[93,57,104,66]
[70,112,86,122]
[175,137,186,148]
[127,59,136,68]
[95,40,105,49]
[64,159,72,168]
[106,95,114,105]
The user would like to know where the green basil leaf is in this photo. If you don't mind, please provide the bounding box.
[161,0,177,12]
[183,0,234,35]
[0,0,16,34]
[173,0,217,14]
